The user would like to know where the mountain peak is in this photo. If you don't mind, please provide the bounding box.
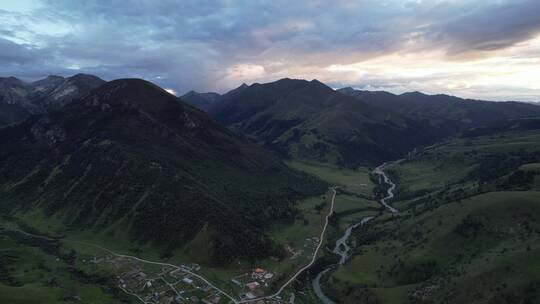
[32,75,65,87]
[84,78,171,102]
[180,90,223,111]
[401,91,427,97]
[46,75,64,80]
[185,90,198,95]
[94,78,164,93]
[337,87,356,93]
[80,78,186,118]
[68,73,104,82]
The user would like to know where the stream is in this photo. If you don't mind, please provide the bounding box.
[312,163,398,303]
[373,163,398,213]
[332,216,374,265]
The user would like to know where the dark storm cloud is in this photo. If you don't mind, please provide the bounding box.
[419,0,540,55]
[0,38,40,64]
[0,0,539,96]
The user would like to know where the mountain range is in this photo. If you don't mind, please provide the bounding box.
[0,74,105,126]
[0,78,325,265]
[185,79,540,167]
[338,87,540,129]
[2,74,540,263]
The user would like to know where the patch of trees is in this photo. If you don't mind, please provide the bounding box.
[314,201,326,214]
[325,277,379,304]
[389,259,440,285]
[500,170,538,189]
[454,215,485,238]
[0,251,21,286]
[467,153,540,183]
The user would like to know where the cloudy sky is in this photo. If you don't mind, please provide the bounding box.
[1,0,540,100]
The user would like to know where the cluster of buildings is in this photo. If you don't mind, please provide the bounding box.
[232,267,276,300]
[100,255,221,304]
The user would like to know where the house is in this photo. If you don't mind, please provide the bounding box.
[251,268,267,280]
[183,277,194,284]
[245,281,260,291]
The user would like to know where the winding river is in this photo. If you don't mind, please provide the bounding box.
[312,269,336,304]
[312,163,398,303]
[373,163,398,213]
[332,216,374,265]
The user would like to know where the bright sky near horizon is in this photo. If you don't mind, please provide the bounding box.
[1,0,540,101]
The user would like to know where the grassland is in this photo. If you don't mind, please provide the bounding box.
[1,182,334,302]
[0,220,135,304]
[286,160,374,196]
[322,130,540,304]
[4,128,538,304]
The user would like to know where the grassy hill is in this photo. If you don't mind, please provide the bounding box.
[318,128,540,304]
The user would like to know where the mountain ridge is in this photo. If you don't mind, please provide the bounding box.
[0,78,326,265]
[208,78,441,167]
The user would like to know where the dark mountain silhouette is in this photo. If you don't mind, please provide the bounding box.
[0,78,326,265]
[208,78,443,167]
[338,87,540,132]
[209,79,540,167]
[180,90,222,111]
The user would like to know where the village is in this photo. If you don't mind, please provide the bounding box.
[95,254,288,304]
[94,254,222,304]
[83,227,324,304]
[231,267,277,301]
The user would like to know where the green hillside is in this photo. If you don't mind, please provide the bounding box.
[317,129,540,304]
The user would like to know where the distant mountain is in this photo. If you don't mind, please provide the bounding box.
[209,78,445,167]
[0,78,325,265]
[180,90,222,111]
[338,87,540,131]
[180,84,250,111]
[0,74,105,126]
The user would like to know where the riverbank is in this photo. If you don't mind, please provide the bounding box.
[312,163,398,303]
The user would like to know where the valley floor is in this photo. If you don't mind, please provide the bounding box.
[305,130,540,304]
[2,130,540,304]
[0,163,348,304]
